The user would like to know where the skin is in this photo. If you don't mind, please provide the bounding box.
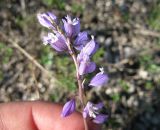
[0,101,100,130]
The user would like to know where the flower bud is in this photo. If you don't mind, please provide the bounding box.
[61,99,76,117]
[37,12,57,29]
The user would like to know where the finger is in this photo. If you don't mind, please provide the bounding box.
[0,101,100,130]
[0,102,37,130]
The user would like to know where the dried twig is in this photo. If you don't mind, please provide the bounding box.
[30,64,40,99]
[134,29,160,37]
[0,32,51,76]
[0,32,65,87]
[20,0,26,17]
[105,59,130,68]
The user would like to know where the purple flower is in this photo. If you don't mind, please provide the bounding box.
[78,53,96,75]
[83,102,108,124]
[37,12,57,29]
[91,42,99,55]
[81,36,98,56]
[74,31,89,50]
[83,102,104,118]
[76,36,99,75]
[43,32,68,52]
[61,99,76,117]
[93,114,108,124]
[62,15,80,37]
[89,68,108,87]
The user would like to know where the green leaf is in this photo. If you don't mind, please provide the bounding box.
[111,93,120,102]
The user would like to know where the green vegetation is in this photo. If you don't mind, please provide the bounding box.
[111,93,120,102]
[145,81,153,90]
[55,55,76,91]
[0,70,3,81]
[0,42,13,81]
[39,46,54,67]
[42,0,84,13]
[0,42,13,64]
[121,10,130,22]
[139,53,160,74]
[57,74,76,92]
[39,45,76,91]
[15,15,35,28]
[147,64,160,74]
[148,2,160,30]
[42,0,65,10]
[93,47,105,64]
[107,118,121,128]
[119,79,129,91]
[71,4,84,14]
[139,53,152,71]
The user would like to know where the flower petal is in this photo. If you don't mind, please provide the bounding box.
[95,102,104,109]
[74,31,89,50]
[89,72,108,87]
[62,15,80,37]
[46,12,57,22]
[93,114,108,124]
[37,14,51,28]
[78,53,89,75]
[91,42,99,55]
[83,108,89,118]
[43,32,68,52]
[61,99,76,117]
[82,39,96,56]
[85,62,96,74]
[37,12,57,29]
[78,53,96,75]
[78,61,87,75]
[83,102,92,118]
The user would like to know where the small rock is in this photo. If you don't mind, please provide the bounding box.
[138,69,148,79]
[105,88,113,95]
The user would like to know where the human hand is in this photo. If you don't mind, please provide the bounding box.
[0,101,100,130]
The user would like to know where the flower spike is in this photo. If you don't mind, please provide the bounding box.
[37,12,109,126]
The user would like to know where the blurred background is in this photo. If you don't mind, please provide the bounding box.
[0,0,160,129]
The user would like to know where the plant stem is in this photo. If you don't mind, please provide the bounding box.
[66,38,89,130]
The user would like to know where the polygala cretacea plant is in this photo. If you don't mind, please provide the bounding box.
[37,12,109,130]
